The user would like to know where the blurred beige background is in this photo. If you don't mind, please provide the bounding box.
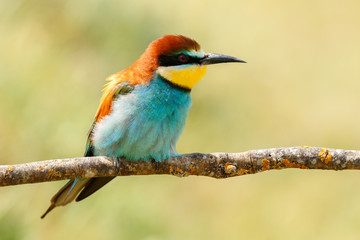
[1,0,360,239]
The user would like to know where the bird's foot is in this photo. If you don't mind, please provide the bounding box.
[114,157,121,174]
[151,159,161,169]
[171,153,183,158]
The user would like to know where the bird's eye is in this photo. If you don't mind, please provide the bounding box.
[178,54,189,63]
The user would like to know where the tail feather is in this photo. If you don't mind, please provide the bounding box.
[41,131,116,218]
[76,177,115,202]
[41,179,90,219]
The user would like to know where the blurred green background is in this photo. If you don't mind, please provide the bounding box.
[1,0,360,239]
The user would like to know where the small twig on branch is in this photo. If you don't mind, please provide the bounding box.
[1,146,360,187]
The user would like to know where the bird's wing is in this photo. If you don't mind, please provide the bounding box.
[85,80,136,156]
[95,76,137,121]
[84,120,96,157]
[41,81,136,218]
[75,81,136,201]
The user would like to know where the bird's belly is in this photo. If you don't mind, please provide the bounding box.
[92,80,191,161]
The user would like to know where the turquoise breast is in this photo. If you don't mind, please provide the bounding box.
[92,74,192,161]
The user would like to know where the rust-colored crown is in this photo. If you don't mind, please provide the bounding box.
[147,35,200,56]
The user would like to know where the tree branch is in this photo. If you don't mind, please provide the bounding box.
[1,146,360,186]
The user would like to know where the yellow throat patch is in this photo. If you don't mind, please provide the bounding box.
[158,65,207,90]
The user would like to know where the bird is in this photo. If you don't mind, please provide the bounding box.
[41,35,245,218]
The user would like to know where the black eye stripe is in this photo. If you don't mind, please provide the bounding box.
[159,54,202,67]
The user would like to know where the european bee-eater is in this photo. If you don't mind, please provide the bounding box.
[41,35,245,218]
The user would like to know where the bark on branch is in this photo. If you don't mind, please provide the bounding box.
[1,146,360,186]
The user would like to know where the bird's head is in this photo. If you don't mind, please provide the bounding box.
[99,35,245,121]
[141,35,246,91]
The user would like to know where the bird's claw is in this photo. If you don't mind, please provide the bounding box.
[171,153,183,158]
[114,157,121,174]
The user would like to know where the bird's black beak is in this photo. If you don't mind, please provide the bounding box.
[200,53,246,65]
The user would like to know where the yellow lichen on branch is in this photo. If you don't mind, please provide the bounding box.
[261,159,270,171]
[318,148,332,164]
